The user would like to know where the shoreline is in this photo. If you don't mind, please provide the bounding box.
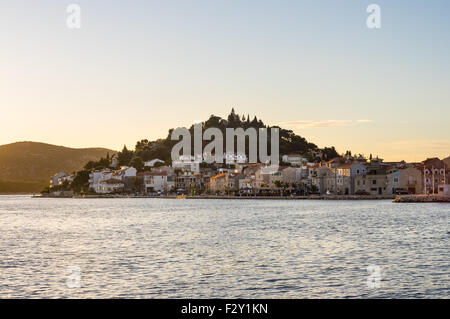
[32,194,450,202]
[393,194,450,203]
[34,194,397,200]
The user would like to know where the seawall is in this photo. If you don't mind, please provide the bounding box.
[394,194,450,203]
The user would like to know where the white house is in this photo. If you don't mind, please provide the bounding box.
[139,171,171,193]
[89,169,113,192]
[89,167,136,193]
[282,154,307,166]
[224,152,247,164]
[172,155,200,173]
[115,166,137,178]
[144,159,165,167]
[97,178,124,194]
[50,172,74,188]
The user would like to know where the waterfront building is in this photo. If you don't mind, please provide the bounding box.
[354,174,388,195]
[422,158,448,194]
[50,172,74,188]
[175,171,202,194]
[97,178,124,194]
[386,165,423,194]
[138,171,171,194]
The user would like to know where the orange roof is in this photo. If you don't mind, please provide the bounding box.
[336,162,354,169]
[211,173,226,179]
[327,157,345,164]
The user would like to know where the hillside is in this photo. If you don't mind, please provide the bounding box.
[0,142,115,192]
[115,109,340,166]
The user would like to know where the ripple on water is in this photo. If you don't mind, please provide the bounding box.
[0,196,448,298]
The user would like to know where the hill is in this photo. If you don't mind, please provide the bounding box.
[0,142,115,193]
[114,109,340,166]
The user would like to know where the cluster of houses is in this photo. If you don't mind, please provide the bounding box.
[49,153,450,197]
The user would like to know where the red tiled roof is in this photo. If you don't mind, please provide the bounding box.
[336,162,354,169]
[327,157,348,165]
[211,173,226,180]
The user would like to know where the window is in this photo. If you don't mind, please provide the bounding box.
[394,178,399,183]
[372,180,377,185]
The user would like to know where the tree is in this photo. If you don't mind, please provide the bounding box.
[118,145,134,166]
[72,111,341,181]
[134,176,143,193]
[130,156,144,172]
[153,161,166,167]
[71,170,90,194]
[322,147,339,161]
[135,139,150,152]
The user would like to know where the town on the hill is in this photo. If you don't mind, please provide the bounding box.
[42,110,450,199]
[44,149,450,198]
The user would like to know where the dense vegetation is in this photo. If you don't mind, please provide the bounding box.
[74,109,339,174]
[131,109,339,164]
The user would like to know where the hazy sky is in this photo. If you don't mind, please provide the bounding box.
[1,0,449,161]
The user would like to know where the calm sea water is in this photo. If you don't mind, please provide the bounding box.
[0,195,448,298]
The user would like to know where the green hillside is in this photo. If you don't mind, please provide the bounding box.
[0,142,115,193]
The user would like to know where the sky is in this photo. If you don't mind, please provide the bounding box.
[1,0,449,162]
